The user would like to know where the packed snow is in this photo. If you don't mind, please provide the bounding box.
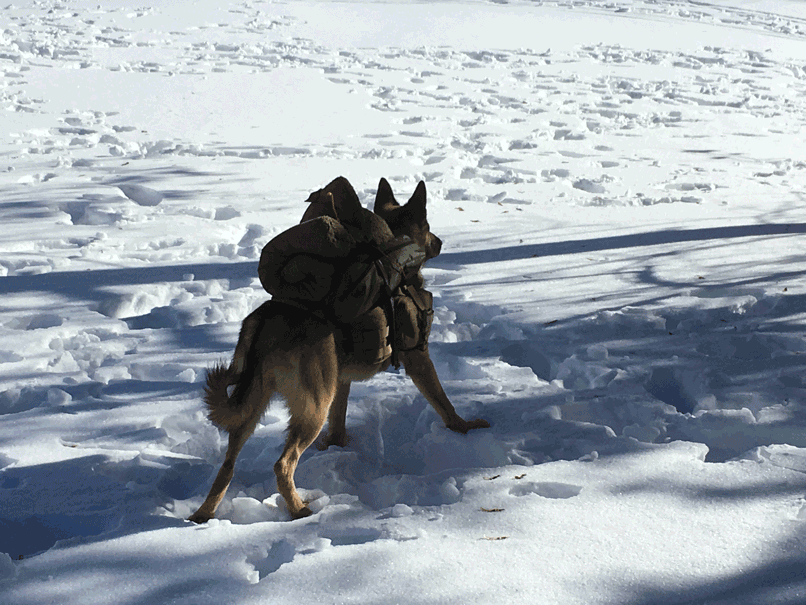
[2,0,806,603]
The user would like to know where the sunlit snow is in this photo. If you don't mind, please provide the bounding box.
[1,1,805,603]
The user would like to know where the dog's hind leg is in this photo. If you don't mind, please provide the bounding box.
[188,419,259,524]
[274,421,324,519]
[274,388,334,519]
[189,381,268,524]
[275,421,323,517]
[274,348,338,518]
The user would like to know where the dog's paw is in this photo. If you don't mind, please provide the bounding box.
[447,417,491,434]
[290,505,314,520]
[188,511,213,524]
[316,432,350,450]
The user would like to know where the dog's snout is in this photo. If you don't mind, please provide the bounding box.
[428,234,442,258]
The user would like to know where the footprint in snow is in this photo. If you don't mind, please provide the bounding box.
[246,539,297,582]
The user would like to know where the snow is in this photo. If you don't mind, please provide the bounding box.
[2,0,806,602]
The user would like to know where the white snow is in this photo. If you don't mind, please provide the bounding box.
[2,0,806,603]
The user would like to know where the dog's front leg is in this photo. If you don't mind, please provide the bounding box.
[400,347,489,433]
[317,381,351,449]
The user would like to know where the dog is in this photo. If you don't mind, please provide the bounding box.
[188,178,489,523]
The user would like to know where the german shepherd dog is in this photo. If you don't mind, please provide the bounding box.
[189,178,489,523]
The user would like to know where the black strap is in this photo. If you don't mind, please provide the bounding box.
[395,285,434,353]
[373,258,400,369]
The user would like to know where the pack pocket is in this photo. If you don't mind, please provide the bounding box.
[394,287,433,351]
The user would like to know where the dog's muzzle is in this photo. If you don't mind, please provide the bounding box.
[427,235,442,259]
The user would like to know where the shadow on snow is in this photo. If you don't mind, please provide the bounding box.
[1,205,805,601]
[433,222,806,266]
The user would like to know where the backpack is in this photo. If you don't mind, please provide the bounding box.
[257,189,427,324]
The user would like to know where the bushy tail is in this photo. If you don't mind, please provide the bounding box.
[203,308,265,433]
[203,362,241,432]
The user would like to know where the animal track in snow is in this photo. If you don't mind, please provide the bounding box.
[320,526,383,546]
[246,539,297,582]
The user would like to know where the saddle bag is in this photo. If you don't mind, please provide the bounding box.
[258,215,427,323]
[338,286,434,366]
[394,285,434,352]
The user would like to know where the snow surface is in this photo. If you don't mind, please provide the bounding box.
[2,0,806,603]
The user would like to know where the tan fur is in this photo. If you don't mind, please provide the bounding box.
[189,179,489,523]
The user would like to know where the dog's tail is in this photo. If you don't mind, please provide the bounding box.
[203,309,264,433]
[202,361,239,431]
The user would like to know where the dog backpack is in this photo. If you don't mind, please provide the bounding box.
[257,180,427,324]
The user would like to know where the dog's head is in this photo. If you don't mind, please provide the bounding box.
[373,178,442,260]
[373,178,441,290]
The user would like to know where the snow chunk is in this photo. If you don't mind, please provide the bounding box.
[0,552,16,582]
[117,183,164,206]
[557,354,618,390]
[510,481,582,499]
[230,496,275,524]
[751,444,806,473]
[45,388,72,407]
[440,477,461,501]
[390,503,413,517]
[572,178,606,194]
[214,206,241,221]
[176,368,196,383]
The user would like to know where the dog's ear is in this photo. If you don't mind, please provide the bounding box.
[403,180,427,220]
[374,178,399,217]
